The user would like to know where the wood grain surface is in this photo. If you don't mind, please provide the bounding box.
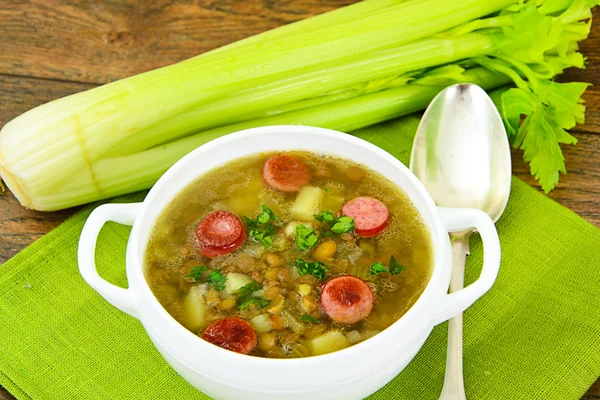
[0,1,599,399]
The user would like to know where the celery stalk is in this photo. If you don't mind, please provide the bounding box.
[113,0,591,157]
[212,0,409,54]
[22,67,509,210]
[0,0,514,190]
[0,0,594,210]
[112,33,494,156]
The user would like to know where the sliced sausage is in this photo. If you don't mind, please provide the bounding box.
[263,154,311,192]
[202,317,257,354]
[320,275,374,324]
[341,197,389,237]
[195,210,246,258]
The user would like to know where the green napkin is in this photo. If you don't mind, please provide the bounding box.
[1,117,599,400]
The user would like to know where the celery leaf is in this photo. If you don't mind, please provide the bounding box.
[500,80,588,192]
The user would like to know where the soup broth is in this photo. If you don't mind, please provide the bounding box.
[145,151,433,358]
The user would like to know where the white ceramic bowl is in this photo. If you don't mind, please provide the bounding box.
[78,125,501,400]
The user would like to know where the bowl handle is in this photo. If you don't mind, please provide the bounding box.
[78,203,142,318]
[431,207,501,325]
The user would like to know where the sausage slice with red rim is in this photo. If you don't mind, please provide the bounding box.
[320,275,374,324]
[341,197,389,237]
[195,210,246,258]
[263,154,311,192]
[202,317,257,354]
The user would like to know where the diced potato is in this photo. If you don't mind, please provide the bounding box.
[298,284,312,296]
[250,314,273,333]
[291,186,323,221]
[224,273,254,295]
[308,331,350,356]
[184,285,207,331]
[346,330,362,345]
[284,221,313,238]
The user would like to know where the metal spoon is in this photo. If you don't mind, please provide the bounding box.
[409,83,511,399]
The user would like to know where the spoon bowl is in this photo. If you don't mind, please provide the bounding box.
[410,83,511,221]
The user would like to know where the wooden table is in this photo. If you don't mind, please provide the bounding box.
[0,1,598,398]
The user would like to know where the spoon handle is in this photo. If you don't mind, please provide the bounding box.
[439,234,470,400]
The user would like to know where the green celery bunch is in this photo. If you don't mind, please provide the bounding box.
[105,0,599,194]
[0,0,596,210]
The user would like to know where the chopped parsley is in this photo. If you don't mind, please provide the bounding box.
[314,210,354,234]
[247,221,276,247]
[388,255,406,275]
[244,205,279,247]
[369,262,388,275]
[314,210,336,224]
[238,298,270,310]
[184,265,207,283]
[184,267,230,290]
[296,224,319,250]
[206,270,227,291]
[331,216,354,234]
[237,281,262,300]
[370,255,405,276]
[295,258,328,280]
[257,204,278,224]
[236,281,266,310]
[301,314,320,324]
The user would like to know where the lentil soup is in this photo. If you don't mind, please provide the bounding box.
[145,151,433,358]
